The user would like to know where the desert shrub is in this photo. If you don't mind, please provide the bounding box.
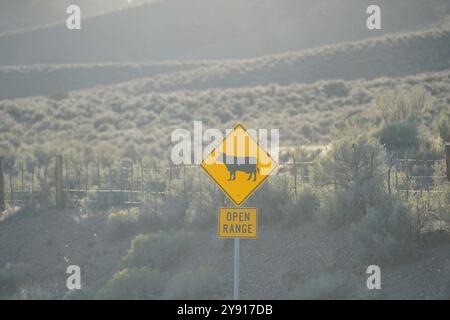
[255,179,291,225]
[289,272,352,300]
[106,208,140,241]
[323,81,349,98]
[407,181,450,240]
[350,201,416,264]
[315,134,386,188]
[416,125,444,159]
[124,230,194,271]
[163,268,226,299]
[377,120,417,150]
[437,112,450,142]
[98,267,166,300]
[315,134,387,227]
[217,110,233,122]
[321,181,388,228]
[93,114,116,130]
[284,187,319,225]
[374,86,432,124]
[159,194,189,229]
[187,190,218,229]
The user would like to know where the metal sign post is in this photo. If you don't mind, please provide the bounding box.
[217,207,257,300]
[200,123,276,301]
[234,237,240,300]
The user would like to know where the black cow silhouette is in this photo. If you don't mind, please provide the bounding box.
[216,153,258,181]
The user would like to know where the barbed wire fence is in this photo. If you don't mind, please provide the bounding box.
[0,148,449,212]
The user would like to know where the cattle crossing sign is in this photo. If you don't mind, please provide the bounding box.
[200,124,278,207]
[201,124,277,300]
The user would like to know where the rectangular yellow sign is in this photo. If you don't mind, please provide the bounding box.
[218,207,258,239]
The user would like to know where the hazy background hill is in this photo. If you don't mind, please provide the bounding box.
[0,60,211,100]
[1,0,449,65]
[0,0,154,35]
[111,27,450,95]
[2,24,450,100]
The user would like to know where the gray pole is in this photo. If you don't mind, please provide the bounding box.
[233,238,240,300]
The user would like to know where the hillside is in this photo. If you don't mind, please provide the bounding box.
[110,26,450,95]
[0,0,147,35]
[0,60,212,100]
[3,25,450,101]
[0,0,448,65]
[1,69,449,160]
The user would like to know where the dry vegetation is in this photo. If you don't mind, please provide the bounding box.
[1,2,450,300]
[1,70,449,164]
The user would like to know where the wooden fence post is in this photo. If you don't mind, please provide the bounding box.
[168,163,172,195]
[445,144,450,182]
[405,151,409,200]
[21,162,24,194]
[96,161,100,187]
[387,164,392,200]
[292,155,297,198]
[109,166,113,207]
[55,155,64,209]
[130,162,134,194]
[9,167,14,204]
[0,157,4,211]
[85,162,89,202]
[140,162,144,192]
[31,164,34,206]
[425,153,429,192]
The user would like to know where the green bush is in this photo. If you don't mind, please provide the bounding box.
[437,112,450,142]
[163,268,226,299]
[98,267,166,300]
[321,181,387,228]
[124,230,194,271]
[256,180,291,225]
[284,187,319,225]
[289,272,352,300]
[106,208,140,240]
[323,81,349,98]
[315,134,386,188]
[187,190,218,230]
[374,86,431,124]
[377,120,417,150]
[350,201,416,264]
[315,134,388,227]
[159,195,189,229]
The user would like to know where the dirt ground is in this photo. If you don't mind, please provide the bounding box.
[0,207,449,299]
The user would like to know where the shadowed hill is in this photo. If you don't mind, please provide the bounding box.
[3,25,450,100]
[108,26,450,95]
[0,60,212,100]
[0,0,448,65]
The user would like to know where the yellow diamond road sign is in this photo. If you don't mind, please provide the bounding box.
[201,124,278,206]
